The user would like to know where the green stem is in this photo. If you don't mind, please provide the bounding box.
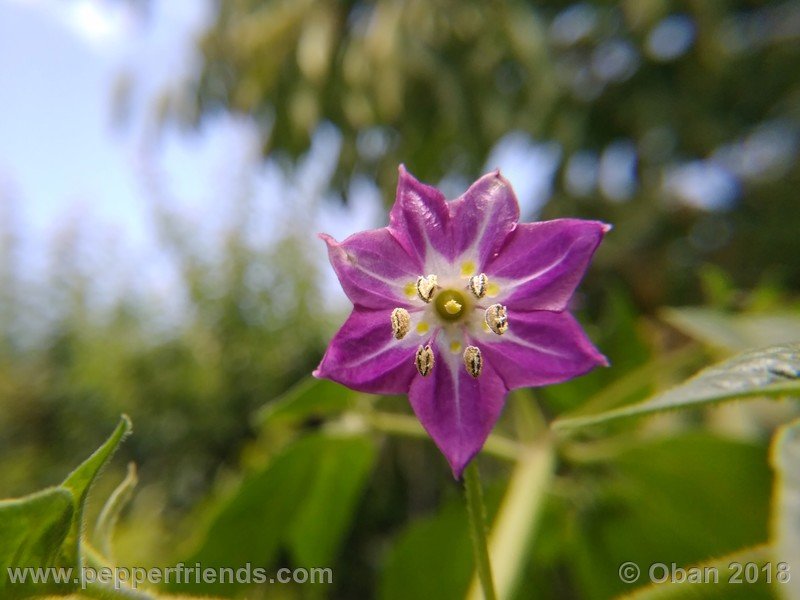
[468,440,555,600]
[464,462,498,600]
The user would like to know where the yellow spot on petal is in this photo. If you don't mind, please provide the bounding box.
[482,321,491,333]
[460,261,476,277]
[450,341,462,353]
[416,322,429,334]
[486,282,500,298]
[444,299,462,315]
[404,282,417,298]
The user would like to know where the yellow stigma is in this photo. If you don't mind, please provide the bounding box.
[444,299,462,315]
[434,289,469,322]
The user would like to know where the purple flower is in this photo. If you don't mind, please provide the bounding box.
[314,166,609,477]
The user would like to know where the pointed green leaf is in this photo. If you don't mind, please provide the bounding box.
[554,344,800,431]
[60,415,132,567]
[92,462,138,559]
[0,488,74,597]
[771,418,800,600]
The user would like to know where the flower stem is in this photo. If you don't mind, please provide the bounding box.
[463,461,497,600]
[467,440,555,600]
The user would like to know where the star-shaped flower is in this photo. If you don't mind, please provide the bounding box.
[314,166,609,477]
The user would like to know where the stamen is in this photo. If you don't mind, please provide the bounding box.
[485,304,508,335]
[390,308,411,339]
[463,345,482,377]
[416,274,438,303]
[415,345,434,376]
[444,299,462,315]
[468,273,488,299]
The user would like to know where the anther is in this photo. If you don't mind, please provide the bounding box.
[463,345,482,378]
[390,308,411,340]
[468,273,488,299]
[415,345,434,376]
[485,304,508,335]
[416,275,438,303]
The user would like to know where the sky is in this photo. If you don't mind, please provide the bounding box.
[0,0,568,326]
[0,0,218,315]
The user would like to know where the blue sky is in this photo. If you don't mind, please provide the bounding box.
[0,0,213,292]
[0,0,566,322]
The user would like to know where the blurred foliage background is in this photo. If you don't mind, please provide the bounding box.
[1,0,800,598]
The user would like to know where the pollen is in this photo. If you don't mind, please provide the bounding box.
[463,346,483,378]
[416,321,430,335]
[460,261,476,277]
[444,299,462,315]
[485,304,509,335]
[415,345,434,376]
[390,308,411,339]
[485,282,500,297]
[468,273,488,299]
[416,274,438,303]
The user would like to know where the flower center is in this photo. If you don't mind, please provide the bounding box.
[434,289,469,322]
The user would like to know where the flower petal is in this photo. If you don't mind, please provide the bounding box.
[388,165,452,266]
[314,308,420,395]
[449,171,520,269]
[320,228,421,310]
[476,310,608,390]
[408,341,509,478]
[485,219,610,311]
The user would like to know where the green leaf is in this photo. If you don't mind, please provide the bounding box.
[770,418,800,600]
[568,434,772,600]
[174,433,376,595]
[616,545,775,599]
[0,488,74,597]
[255,377,357,428]
[287,435,376,566]
[379,498,474,600]
[60,415,132,568]
[554,344,800,431]
[92,462,138,559]
[0,417,132,598]
[379,484,503,600]
[662,307,800,353]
